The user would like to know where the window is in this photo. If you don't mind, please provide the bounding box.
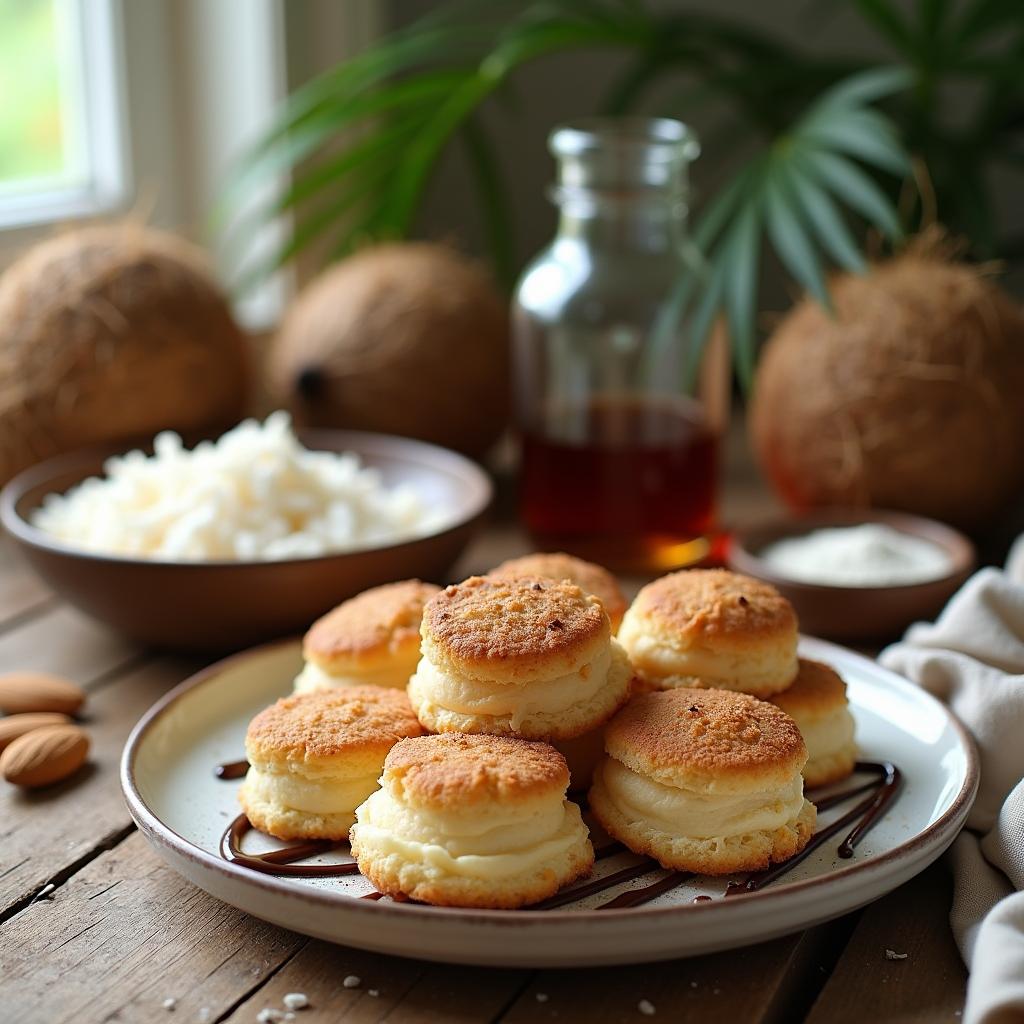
[0,0,127,230]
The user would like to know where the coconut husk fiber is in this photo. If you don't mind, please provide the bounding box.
[0,222,248,484]
[750,235,1024,531]
[269,242,509,458]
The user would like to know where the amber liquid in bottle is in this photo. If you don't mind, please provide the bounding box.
[521,396,718,572]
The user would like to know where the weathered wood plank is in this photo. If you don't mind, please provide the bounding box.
[0,831,304,1024]
[0,542,51,629]
[497,918,856,1024]
[0,656,198,917]
[0,602,140,682]
[222,940,530,1024]
[805,863,967,1023]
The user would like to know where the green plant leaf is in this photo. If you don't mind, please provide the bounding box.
[957,0,1024,45]
[852,0,915,53]
[785,160,868,272]
[920,0,952,35]
[807,64,914,112]
[693,159,763,250]
[681,253,728,390]
[764,164,832,310]
[800,148,904,239]
[460,116,518,290]
[721,199,763,388]
[220,67,476,219]
[801,108,912,175]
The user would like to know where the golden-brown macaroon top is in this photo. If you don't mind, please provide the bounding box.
[303,580,440,665]
[383,733,570,809]
[771,658,848,719]
[245,687,423,767]
[422,575,609,678]
[491,552,627,629]
[628,569,797,646]
[604,687,806,791]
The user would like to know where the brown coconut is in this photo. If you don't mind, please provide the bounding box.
[750,239,1024,530]
[269,242,509,458]
[0,223,248,484]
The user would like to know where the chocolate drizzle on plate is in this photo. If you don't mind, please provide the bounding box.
[215,759,903,908]
[726,761,902,896]
[533,862,654,910]
[598,872,695,910]
[214,759,250,780]
[220,814,359,877]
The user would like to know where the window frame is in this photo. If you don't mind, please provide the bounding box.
[0,0,130,231]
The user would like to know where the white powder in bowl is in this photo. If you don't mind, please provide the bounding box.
[31,412,450,562]
[760,523,952,587]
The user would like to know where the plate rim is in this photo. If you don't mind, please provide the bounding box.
[120,634,979,927]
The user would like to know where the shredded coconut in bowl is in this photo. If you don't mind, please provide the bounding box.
[31,412,450,562]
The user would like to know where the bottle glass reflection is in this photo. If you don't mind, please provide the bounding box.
[513,118,727,572]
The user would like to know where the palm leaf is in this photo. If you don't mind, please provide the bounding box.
[222,2,913,391]
[460,116,518,290]
[851,0,915,53]
[805,64,914,110]
[721,200,764,388]
[784,160,867,272]
[801,108,912,175]
[800,149,904,238]
[764,164,832,310]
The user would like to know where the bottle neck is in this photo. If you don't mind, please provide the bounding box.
[554,195,689,254]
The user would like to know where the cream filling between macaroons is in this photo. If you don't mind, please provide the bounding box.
[790,706,856,763]
[352,787,586,879]
[598,756,806,838]
[243,764,381,815]
[409,645,616,729]
[618,628,797,691]
[293,659,414,693]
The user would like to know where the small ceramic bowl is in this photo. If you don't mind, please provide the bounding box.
[1,429,492,652]
[728,509,975,642]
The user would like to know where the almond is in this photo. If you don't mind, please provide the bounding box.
[0,672,85,716]
[0,724,90,787]
[0,712,72,752]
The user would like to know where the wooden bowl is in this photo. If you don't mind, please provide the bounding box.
[0,430,492,652]
[728,509,975,642]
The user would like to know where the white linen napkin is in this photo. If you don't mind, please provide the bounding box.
[880,535,1024,1024]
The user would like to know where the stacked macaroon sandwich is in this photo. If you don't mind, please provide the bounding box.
[236,557,857,909]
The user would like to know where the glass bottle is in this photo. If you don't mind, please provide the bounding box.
[512,117,728,573]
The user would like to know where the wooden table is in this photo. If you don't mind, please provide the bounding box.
[0,474,969,1023]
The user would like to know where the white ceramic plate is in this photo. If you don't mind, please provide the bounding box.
[121,636,978,967]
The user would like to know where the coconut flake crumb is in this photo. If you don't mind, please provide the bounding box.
[162,998,176,1012]
[34,883,56,902]
[536,993,549,1003]
[689,981,697,989]
[282,994,308,1011]
[256,1010,285,1024]
[885,949,909,960]
[342,975,361,989]
[638,999,656,1015]
[31,413,447,562]
[368,990,380,998]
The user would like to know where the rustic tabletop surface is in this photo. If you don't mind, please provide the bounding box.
[0,435,969,1024]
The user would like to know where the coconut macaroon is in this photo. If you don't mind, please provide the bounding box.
[771,659,856,787]
[618,569,799,697]
[407,575,633,741]
[294,580,441,693]
[350,733,593,908]
[589,688,816,875]
[239,687,424,841]
[491,552,628,632]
